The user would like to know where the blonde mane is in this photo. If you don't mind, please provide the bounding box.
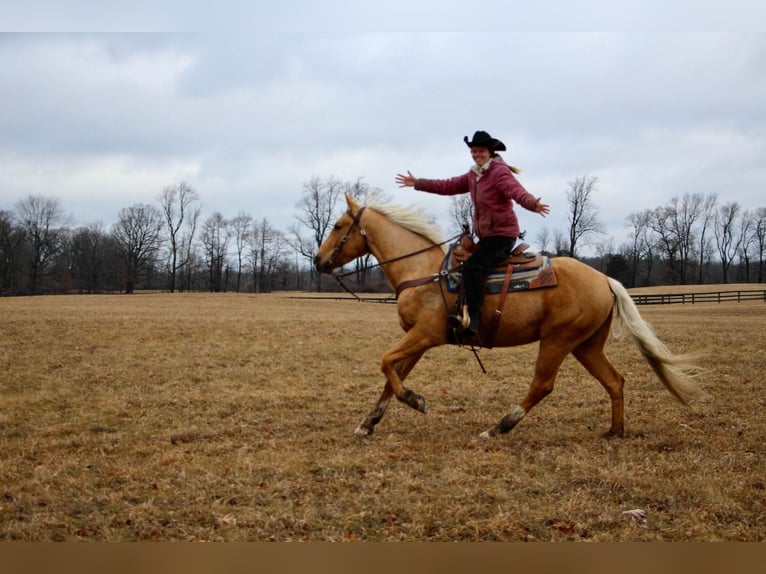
[367,202,448,253]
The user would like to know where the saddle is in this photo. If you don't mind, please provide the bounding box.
[445,234,556,295]
[447,232,558,348]
[453,233,543,270]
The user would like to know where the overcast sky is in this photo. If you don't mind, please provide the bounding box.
[2,3,765,255]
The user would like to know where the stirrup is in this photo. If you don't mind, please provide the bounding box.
[448,305,471,330]
[460,305,471,329]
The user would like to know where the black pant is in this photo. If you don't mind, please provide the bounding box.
[463,236,517,321]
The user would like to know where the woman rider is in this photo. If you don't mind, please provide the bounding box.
[396,130,550,337]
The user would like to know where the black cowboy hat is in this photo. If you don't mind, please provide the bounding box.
[463,130,506,152]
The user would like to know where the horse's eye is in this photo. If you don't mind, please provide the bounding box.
[334,224,342,231]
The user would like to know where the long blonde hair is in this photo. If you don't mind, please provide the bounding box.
[493,153,521,174]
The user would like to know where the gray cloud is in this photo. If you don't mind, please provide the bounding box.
[1,29,764,256]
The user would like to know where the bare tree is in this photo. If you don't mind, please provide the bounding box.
[292,176,343,291]
[644,193,709,285]
[180,206,201,292]
[449,195,473,237]
[625,209,654,287]
[737,210,757,282]
[345,177,391,206]
[0,210,26,294]
[668,193,704,285]
[159,182,201,293]
[249,218,286,293]
[553,228,568,256]
[263,230,288,290]
[754,207,766,283]
[535,225,552,255]
[594,236,615,272]
[565,175,604,258]
[112,204,163,294]
[14,195,65,292]
[696,193,718,284]
[70,222,115,293]
[649,206,681,283]
[230,211,253,292]
[714,202,742,284]
[200,212,231,292]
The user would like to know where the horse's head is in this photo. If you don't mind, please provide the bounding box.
[314,194,370,274]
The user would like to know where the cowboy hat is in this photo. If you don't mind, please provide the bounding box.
[463,130,506,152]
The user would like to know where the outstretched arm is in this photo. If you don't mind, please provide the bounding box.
[397,171,471,197]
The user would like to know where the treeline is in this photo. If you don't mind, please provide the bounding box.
[0,179,389,296]
[527,177,764,287]
[1,185,292,295]
[586,193,765,287]
[1,178,764,296]
[457,177,764,287]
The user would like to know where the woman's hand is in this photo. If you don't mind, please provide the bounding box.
[534,198,550,216]
[395,171,417,188]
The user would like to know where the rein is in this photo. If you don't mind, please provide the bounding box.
[330,207,461,301]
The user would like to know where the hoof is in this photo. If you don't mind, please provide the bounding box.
[412,394,427,414]
[479,429,494,440]
[354,424,373,437]
[401,389,427,413]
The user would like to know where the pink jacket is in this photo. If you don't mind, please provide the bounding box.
[414,157,539,239]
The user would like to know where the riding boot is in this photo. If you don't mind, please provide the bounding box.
[466,306,481,335]
[453,236,515,337]
[463,270,484,336]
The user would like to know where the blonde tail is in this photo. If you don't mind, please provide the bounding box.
[608,277,707,404]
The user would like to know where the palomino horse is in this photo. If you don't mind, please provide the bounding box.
[314,195,704,439]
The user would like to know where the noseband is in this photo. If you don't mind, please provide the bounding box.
[326,207,367,268]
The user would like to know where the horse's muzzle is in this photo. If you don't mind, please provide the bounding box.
[314,255,331,274]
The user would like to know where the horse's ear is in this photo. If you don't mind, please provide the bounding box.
[346,193,360,211]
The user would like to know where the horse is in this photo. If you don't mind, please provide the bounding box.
[314,194,705,439]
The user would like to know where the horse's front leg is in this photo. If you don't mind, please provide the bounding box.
[354,380,394,437]
[354,334,430,436]
[381,333,431,413]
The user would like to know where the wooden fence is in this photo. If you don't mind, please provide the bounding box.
[629,290,766,305]
[292,289,766,306]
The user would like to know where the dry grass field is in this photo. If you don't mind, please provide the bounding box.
[1,285,764,541]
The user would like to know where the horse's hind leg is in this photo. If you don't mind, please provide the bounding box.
[355,351,425,437]
[572,316,625,437]
[480,341,568,439]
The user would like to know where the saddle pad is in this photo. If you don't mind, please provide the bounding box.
[485,256,557,294]
[444,246,557,294]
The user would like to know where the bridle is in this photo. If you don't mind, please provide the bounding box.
[325,206,367,271]
[325,206,461,301]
